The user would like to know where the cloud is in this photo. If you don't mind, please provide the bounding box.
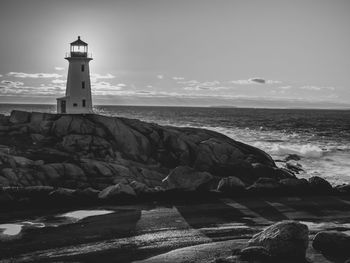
[91,73,115,79]
[266,80,282,84]
[172,76,185,80]
[1,80,24,87]
[299,86,335,91]
[90,73,116,83]
[175,79,238,91]
[278,86,292,90]
[230,78,281,85]
[135,90,153,94]
[54,67,65,71]
[0,74,3,77]
[157,74,164,79]
[52,79,66,84]
[183,85,229,91]
[0,82,65,97]
[7,72,62,78]
[92,81,124,95]
[177,80,200,85]
[180,80,231,91]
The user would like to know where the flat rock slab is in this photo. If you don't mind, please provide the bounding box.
[2,195,350,262]
[136,239,332,263]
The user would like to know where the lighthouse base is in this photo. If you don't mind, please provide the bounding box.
[57,96,92,114]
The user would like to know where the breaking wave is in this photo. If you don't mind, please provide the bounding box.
[254,142,324,158]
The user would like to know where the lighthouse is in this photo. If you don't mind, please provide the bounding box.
[57,36,93,114]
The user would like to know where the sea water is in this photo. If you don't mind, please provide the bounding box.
[1,104,349,185]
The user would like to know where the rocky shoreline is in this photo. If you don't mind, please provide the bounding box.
[0,110,349,208]
[1,110,350,262]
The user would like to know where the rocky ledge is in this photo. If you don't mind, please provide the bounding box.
[0,110,346,207]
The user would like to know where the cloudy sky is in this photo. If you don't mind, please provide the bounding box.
[0,0,350,108]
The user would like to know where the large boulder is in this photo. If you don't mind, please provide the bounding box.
[248,221,309,261]
[61,134,113,157]
[308,176,333,194]
[75,187,100,201]
[129,180,151,194]
[51,115,106,137]
[11,156,34,167]
[246,177,281,194]
[162,166,213,191]
[217,176,245,193]
[9,110,30,124]
[98,183,136,200]
[279,178,310,195]
[91,115,152,162]
[38,163,87,187]
[313,231,350,257]
[252,163,295,181]
[336,184,350,194]
[49,188,76,201]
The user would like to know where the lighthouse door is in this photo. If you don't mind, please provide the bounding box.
[61,100,66,113]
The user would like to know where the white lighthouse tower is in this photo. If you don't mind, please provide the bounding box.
[57,36,93,114]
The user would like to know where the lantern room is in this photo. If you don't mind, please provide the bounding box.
[70,36,88,57]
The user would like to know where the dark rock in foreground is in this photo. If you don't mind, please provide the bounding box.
[238,246,272,262]
[248,220,309,261]
[313,231,350,258]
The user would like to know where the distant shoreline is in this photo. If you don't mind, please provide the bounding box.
[0,103,349,111]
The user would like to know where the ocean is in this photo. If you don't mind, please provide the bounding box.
[1,104,349,186]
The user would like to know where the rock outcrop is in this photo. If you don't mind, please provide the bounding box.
[1,110,340,206]
[0,110,282,193]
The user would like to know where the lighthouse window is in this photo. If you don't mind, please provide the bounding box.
[81,64,84,72]
[82,99,86,107]
[73,103,78,107]
[82,81,85,89]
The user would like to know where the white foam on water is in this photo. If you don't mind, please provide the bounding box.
[252,141,324,158]
[270,144,324,158]
[59,210,114,220]
[0,224,22,236]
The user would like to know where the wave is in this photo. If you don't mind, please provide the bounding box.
[254,142,324,158]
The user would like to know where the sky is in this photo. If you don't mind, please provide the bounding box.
[0,0,350,108]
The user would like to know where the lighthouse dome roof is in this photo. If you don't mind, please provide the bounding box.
[70,36,88,46]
